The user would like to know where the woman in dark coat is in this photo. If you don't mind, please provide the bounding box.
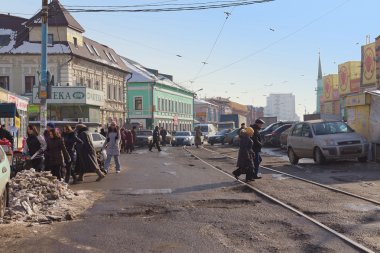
[45,128,71,181]
[232,127,255,182]
[23,124,46,172]
[125,129,134,154]
[75,124,105,182]
[63,125,82,184]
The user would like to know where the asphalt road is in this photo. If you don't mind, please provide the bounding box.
[6,146,362,253]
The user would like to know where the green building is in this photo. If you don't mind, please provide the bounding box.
[122,58,194,131]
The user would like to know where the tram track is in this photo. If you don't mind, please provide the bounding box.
[183,146,379,253]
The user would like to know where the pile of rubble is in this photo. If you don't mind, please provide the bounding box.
[1,169,79,224]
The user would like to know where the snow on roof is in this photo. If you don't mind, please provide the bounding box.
[195,99,217,106]
[0,29,16,53]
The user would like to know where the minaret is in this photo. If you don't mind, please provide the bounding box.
[316,52,323,113]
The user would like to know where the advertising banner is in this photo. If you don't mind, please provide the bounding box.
[323,74,339,101]
[338,61,361,95]
[361,42,376,86]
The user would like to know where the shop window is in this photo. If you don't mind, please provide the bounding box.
[48,34,53,46]
[24,76,35,93]
[0,76,9,90]
[134,97,142,111]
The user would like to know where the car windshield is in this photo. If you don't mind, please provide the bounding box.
[199,126,208,132]
[312,122,353,135]
[138,131,152,136]
[175,132,190,136]
[216,129,229,135]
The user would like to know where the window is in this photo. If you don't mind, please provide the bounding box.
[113,85,117,100]
[107,84,111,99]
[169,100,172,112]
[24,76,35,93]
[119,86,123,101]
[95,80,100,90]
[134,97,142,110]
[0,35,11,46]
[92,45,100,56]
[73,37,78,47]
[158,98,161,111]
[92,133,102,141]
[84,42,94,54]
[291,123,303,137]
[87,79,92,88]
[0,76,9,90]
[47,34,53,46]
[301,124,311,138]
[79,77,84,86]
[175,101,178,112]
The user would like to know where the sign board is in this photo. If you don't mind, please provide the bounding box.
[323,74,339,102]
[345,94,370,107]
[8,94,28,111]
[33,87,105,107]
[361,42,376,86]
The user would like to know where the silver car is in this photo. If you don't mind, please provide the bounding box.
[287,120,369,165]
[91,132,106,152]
[172,131,195,146]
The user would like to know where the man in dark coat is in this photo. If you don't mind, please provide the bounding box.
[149,126,161,152]
[75,124,105,182]
[233,127,255,181]
[131,126,137,151]
[250,119,265,179]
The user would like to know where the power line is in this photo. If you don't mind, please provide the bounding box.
[63,0,274,13]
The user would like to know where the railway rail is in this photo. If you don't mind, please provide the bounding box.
[183,146,378,253]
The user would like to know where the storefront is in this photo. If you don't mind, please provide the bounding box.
[32,86,104,122]
[0,88,29,149]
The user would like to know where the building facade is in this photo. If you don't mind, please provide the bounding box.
[194,99,219,124]
[264,93,298,121]
[0,0,129,126]
[123,58,194,131]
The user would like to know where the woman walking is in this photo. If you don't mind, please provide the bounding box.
[103,122,121,173]
[195,126,203,148]
[125,129,134,154]
[233,127,255,182]
[45,128,71,181]
[23,124,46,172]
[75,124,105,182]
[62,125,82,184]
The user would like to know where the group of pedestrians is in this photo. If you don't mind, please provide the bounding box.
[233,119,265,182]
[119,126,135,154]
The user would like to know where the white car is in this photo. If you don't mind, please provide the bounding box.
[172,131,195,146]
[0,145,11,217]
[287,120,369,165]
[91,133,107,152]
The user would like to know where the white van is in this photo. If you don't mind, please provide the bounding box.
[195,124,217,140]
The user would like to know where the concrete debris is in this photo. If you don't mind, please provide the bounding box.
[1,169,78,224]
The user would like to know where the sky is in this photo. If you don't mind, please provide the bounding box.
[2,0,379,118]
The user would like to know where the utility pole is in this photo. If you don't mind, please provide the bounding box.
[39,0,48,132]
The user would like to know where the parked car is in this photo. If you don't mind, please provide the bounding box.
[191,131,204,144]
[264,124,293,147]
[280,128,291,149]
[287,120,369,165]
[260,121,297,144]
[0,145,11,218]
[91,132,107,152]
[172,131,194,146]
[224,128,240,145]
[208,129,231,145]
[135,130,154,147]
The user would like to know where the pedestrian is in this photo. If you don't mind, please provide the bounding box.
[100,128,107,137]
[233,127,255,182]
[160,127,167,146]
[238,123,246,137]
[75,124,105,182]
[125,129,134,154]
[0,124,14,149]
[23,124,46,172]
[195,126,203,148]
[131,126,137,151]
[103,122,121,173]
[45,128,71,181]
[250,119,265,179]
[120,127,127,153]
[62,125,82,184]
[149,126,161,152]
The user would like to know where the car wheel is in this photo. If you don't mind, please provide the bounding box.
[0,186,7,218]
[358,156,368,163]
[288,148,299,165]
[314,148,325,165]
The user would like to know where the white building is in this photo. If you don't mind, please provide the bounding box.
[264,93,299,121]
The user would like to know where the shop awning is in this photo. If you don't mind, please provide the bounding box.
[0,103,20,118]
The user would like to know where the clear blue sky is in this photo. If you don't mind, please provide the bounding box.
[2,0,379,117]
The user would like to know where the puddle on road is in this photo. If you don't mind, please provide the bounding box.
[127,189,172,195]
[344,203,380,212]
[271,174,291,180]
